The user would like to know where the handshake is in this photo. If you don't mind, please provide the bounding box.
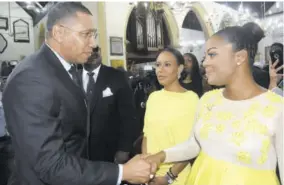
[121,152,166,184]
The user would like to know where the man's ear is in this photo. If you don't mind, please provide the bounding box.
[52,25,65,43]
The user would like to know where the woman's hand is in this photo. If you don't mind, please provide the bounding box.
[143,151,166,169]
[148,176,168,185]
[140,154,158,179]
[269,59,283,90]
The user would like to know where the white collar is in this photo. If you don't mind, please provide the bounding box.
[45,43,72,72]
[83,64,101,77]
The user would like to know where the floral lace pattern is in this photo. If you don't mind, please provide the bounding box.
[196,89,283,169]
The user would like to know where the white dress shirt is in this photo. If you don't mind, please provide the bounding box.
[82,65,101,92]
[45,44,73,78]
[45,43,123,184]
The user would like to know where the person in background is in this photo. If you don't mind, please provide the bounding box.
[269,43,283,74]
[80,46,141,165]
[199,59,213,93]
[0,62,9,77]
[145,22,283,185]
[252,63,270,88]
[268,59,283,96]
[268,42,283,96]
[0,80,6,137]
[180,53,204,97]
[2,3,154,185]
[0,79,13,185]
[142,47,199,185]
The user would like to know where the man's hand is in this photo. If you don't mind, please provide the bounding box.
[149,176,168,185]
[114,151,129,164]
[269,59,283,90]
[143,151,166,173]
[122,154,155,184]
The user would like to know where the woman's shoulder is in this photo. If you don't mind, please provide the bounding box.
[146,90,162,102]
[148,90,162,97]
[200,89,223,102]
[183,90,199,100]
[263,90,283,107]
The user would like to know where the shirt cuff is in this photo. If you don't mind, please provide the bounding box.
[117,164,123,185]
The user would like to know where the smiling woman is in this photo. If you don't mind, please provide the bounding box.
[145,22,283,185]
[203,22,264,87]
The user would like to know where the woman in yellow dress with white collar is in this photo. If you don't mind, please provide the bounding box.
[146,22,283,185]
[142,47,199,185]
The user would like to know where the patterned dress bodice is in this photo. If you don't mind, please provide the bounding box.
[195,89,283,170]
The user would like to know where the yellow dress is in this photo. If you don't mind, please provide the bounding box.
[164,89,283,185]
[143,89,199,185]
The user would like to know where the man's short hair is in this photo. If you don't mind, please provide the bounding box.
[46,2,92,32]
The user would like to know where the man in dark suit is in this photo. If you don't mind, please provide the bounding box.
[80,47,141,164]
[2,3,154,185]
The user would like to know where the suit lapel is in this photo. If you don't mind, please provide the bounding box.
[41,44,86,106]
[90,65,108,113]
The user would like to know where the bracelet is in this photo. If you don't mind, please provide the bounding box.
[166,172,175,180]
[165,172,175,184]
[169,167,178,179]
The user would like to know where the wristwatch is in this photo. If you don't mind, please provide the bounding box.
[165,173,174,184]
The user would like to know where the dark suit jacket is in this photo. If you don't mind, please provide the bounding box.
[2,44,119,185]
[80,65,140,162]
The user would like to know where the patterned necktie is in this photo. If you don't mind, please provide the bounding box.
[68,65,80,87]
[86,72,95,102]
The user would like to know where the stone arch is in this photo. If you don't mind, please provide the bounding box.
[173,2,214,40]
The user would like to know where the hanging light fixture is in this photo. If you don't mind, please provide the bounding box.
[238,2,244,13]
[169,1,175,7]
[245,8,250,15]
[144,2,148,9]
[276,2,280,9]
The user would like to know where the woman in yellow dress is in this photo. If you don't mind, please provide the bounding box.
[145,22,283,185]
[142,47,199,185]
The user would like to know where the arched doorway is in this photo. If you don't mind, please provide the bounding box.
[180,10,207,62]
[169,2,214,61]
[176,3,215,93]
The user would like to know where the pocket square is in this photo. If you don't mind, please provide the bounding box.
[102,87,113,97]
